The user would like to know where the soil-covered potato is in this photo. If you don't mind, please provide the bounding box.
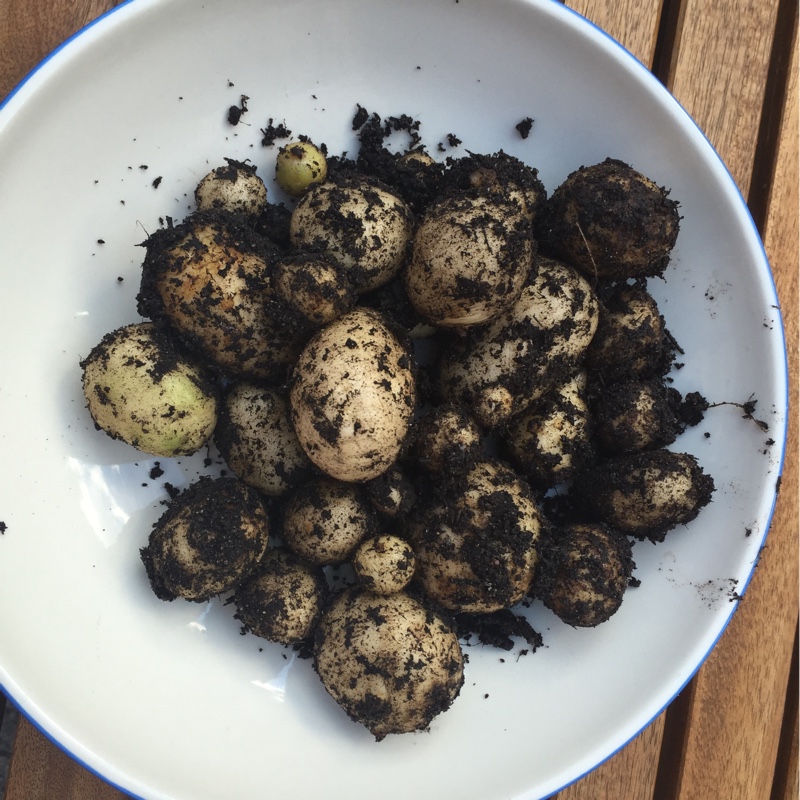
[437,256,599,428]
[273,253,356,327]
[405,194,534,329]
[290,174,413,293]
[591,378,683,455]
[289,308,416,483]
[194,160,267,218]
[408,460,542,613]
[313,590,464,740]
[81,321,218,457]
[412,405,483,473]
[364,467,416,518]
[439,150,547,223]
[275,140,328,197]
[214,383,314,497]
[281,478,376,566]
[503,372,594,487]
[233,548,326,645]
[572,450,715,542]
[586,286,671,381]
[352,534,417,594]
[539,158,680,280]
[137,211,308,381]
[140,477,269,602]
[535,522,634,627]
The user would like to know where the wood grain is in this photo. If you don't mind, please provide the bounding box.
[668,0,782,199]
[563,0,664,66]
[665,7,799,799]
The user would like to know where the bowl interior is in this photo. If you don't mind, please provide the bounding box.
[0,0,786,798]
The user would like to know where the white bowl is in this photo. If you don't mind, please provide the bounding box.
[0,0,787,798]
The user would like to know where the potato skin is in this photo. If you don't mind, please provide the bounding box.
[140,477,269,602]
[233,548,326,645]
[289,308,416,482]
[137,211,308,381]
[539,158,680,280]
[313,590,464,740]
[214,383,314,497]
[81,321,218,457]
[572,450,715,542]
[535,522,634,627]
[405,194,534,329]
[409,460,542,613]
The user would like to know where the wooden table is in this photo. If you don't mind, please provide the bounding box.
[0,1,797,798]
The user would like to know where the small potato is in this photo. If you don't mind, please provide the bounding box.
[405,194,534,329]
[289,308,416,483]
[540,158,680,280]
[437,256,599,428]
[535,522,634,627]
[412,405,483,473]
[282,478,376,566]
[81,322,218,457]
[592,378,683,455]
[409,460,542,613]
[233,548,326,645]
[194,160,267,218]
[313,590,464,740]
[504,372,594,487]
[214,383,314,497]
[586,286,671,381]
[140,477,269,602]
[364,467,416,518]
[273,253,356,327]
[275,140,328,197]
[137,212,307,381]
[572,450,715,542]
[290,175,413,293]
[352,534,416,594]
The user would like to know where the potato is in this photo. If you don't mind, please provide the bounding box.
[290,174,413,293]
[408,460,542,613]
[275,140,328,197]
[592,378,683,455]
[214,383,314,497]
[233,548,326,645]
[412,404,483,473]
[137,212,308,381]
[140,477,269,602]
[437,256,599,428]
[273,253,356,327]
[80,321,218,457]
[535,522,634,627]
[586,286,671,381]
[281,478,376,566]
[540,158,680,280]
[503,372,594,487]
[572,450,715,542]
[289,308,416,482]
[352,534,416,594]
[364,467,416,518]
[194,160,267,218]
[405,194,534,329]
[313,590,464,740]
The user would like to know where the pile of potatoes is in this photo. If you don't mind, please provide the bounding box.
[80,110,714,740]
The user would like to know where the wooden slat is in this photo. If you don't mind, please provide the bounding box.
[667,0,782,198]
[665,5,799,799]
[0,0,122,100]
[5,719,125,800]
[564,0,664,67]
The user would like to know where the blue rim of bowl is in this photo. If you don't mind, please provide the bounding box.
[0,0,789,798]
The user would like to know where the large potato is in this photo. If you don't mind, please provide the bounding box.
[289,308,416,482]
[314,590,464,740]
